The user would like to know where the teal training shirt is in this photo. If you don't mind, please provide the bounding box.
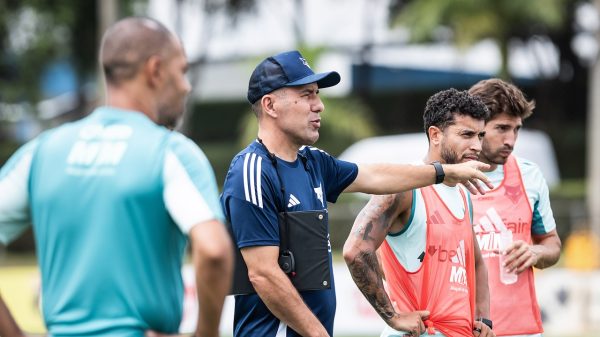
[0,107,223,336]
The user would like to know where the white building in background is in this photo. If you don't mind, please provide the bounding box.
[338,129,560,187]
[147,0,562,102]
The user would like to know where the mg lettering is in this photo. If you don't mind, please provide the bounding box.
[67,140,128,167]
[449,265,467,285]
[476,232,499,252]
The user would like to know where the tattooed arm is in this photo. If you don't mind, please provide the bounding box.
[343,192,429,334]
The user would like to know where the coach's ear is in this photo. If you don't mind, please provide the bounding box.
[261,93,278,119]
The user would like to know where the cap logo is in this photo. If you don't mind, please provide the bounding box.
[299,57,311,69]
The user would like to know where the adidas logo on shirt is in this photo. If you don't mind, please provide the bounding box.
[287,194,301,208]
[475,208,508,253]
[474,208,508,233]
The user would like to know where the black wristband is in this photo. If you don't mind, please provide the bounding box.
[431,161,445,184]
[478,317,493,329]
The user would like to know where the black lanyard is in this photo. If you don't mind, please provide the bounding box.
[256,138,295,274]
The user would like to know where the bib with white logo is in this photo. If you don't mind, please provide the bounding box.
[381,186,475,337]
[472,155,543,335]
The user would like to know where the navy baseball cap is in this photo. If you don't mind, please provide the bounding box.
[247,50,341,104]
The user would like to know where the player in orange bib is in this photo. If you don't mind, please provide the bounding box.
[469,79,561,337]
[344,89,495,337]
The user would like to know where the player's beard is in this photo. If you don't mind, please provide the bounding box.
[481,143,512,165]
[157,109,184,130]
[161,115,182,130]
[440,141,459,164]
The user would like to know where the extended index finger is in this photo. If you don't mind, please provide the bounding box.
[473,170,494,190]
[470,178,489,195]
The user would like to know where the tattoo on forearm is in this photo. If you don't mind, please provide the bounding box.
[354,193,404,240]
[346,193,409,323]
[362,223,374,241]
[348,251,395,322]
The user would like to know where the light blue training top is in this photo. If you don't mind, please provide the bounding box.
[0,107,223,336]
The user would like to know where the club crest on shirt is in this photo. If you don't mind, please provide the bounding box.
[503,183,523,204]
[66,124,131,176]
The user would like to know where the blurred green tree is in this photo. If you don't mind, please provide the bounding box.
[388,0,569,79]
[0,0,135,102]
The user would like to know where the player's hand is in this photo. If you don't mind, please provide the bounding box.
[387,310,429,337]
[472,320,495,337]
[442,161,493,195]
[497,239,539,274]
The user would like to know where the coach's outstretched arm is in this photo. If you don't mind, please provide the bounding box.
[345,161,492,195]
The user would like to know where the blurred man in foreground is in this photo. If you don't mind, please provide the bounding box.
[0,17,232,337]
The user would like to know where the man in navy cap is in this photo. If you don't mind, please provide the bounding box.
[221,50,493,337]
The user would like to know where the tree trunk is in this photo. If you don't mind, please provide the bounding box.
[498,35,510,80]
[96,0,118,104]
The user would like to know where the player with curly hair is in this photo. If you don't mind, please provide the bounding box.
[344,88,495,337]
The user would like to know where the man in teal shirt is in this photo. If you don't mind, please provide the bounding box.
[0,17,232,337]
